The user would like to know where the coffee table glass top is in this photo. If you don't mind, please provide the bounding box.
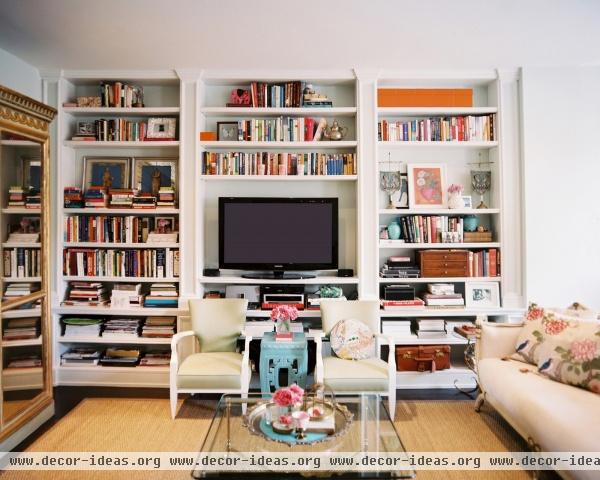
[193,393,415,479]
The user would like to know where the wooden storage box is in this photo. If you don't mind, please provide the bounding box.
[463,231,493,242]
[418,249,469,277]
[377,88,473,107]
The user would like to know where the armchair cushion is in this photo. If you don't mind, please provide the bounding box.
[330,318,375,360]
[176,352,242,390]
[323,356,389,391]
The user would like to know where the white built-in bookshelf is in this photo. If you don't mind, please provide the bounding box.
[41,68,525,390]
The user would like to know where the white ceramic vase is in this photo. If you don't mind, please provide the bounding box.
[448,192,465,209]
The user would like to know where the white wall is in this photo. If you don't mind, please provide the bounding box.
[521,66,600,309]
[0,46,40,99]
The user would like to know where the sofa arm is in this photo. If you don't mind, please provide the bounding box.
[476,322,523,361]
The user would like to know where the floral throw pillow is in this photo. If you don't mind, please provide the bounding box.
[330,318,375,360]
[535,322,600,394]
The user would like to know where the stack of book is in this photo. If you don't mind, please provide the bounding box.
[379,256,421,278]
[109,189,135,208]
[64,187,84,208]
[100,348,140,367]
[7,186,25,207]
[416,318,447,339]
[3,283,35,300]
[468,249,500,277]
[139,351,171,367]
[25,191,41,209]
[60,348,102,366]
[3,317,39,341]
[381,320,413,338]
[6,354,42,369]
[141,316,176,338]
[306,294,347,311]
[132,193,156,209]
[62,317,103,337]
[157,187,175,208]
[102,317,141,338]
[422,283,465,308]
[144,283,178,308]
[380,298,425,311]
[62,281,109,306]
[250,81,302,108]
[110,283,143,308]
[7,231,39,243]
[64,215,157,243]
[84,187,107,208]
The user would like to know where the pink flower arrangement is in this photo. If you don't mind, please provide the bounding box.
[270,304,299,322]
[272,384,304,407]
[543,318,568,335]
[570,339,598,363]
[447,184,463,194]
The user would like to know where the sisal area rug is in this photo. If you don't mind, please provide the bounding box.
[0,397,534,480]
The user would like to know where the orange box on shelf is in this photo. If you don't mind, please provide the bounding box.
[199,131,217,141]
[377,88,473,107]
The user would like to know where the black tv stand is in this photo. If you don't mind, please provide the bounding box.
[241,271,316,280]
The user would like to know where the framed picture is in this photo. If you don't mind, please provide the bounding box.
[217,122,239,141]
[407,163,447,208]
[82,157,131,190]
[10,216,41,234]
[390,174,409,208]
[155,217,176,233]
[21,156,41,190]
[147,118,176,139]
[132,157,178,196]
[77,121,96,136]
[465,282,500,309]
[462,195,473,208]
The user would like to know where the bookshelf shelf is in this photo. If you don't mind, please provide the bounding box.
[1,308,42,319]
[2,242,41,248]
[379,208,500,215]
[63,208,180,215]
[54,306,186,316]
[58,336,172,345]
[0,140,39,147]
[200,107,357,117]
[387,334,468,346]
[56,365,169,388]
[378,107,497,116]
[378,276,501,283]
[199,175,357,182]
[63,242,180,248]
[378,141,498,149]
[62,107,180,116]
[2,277,41,282]
[1,208,40,214]
[379,307,525,318]
[379,241,500,249]
[62,276,180,283]
[2,367,43,391]
[199,141,357,149]
[63,140,180,148]
[199,275,359,285]
[1,337,43,348]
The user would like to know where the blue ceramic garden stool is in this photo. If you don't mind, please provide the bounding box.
[259,332,308,395]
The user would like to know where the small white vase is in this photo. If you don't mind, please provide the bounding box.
[448,192,465,209]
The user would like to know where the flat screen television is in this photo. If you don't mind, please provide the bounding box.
[219,197,338,279]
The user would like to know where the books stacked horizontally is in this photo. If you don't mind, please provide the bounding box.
[109,189,135,208]
[61,348,102,367]
[7,231,39,243]
[139,351,171,367]
[64,187,84,208]
[416,318,446,339]
[7,186,25,207]
[62,317,103,337]
[102,318,141,338]
[3,317,39,341]
[144,283,178,308]
[381,297,425,311]
[25,190,41,209]
[141,316,176,338]
[381,320,413,339]
[6,354,42,369]
[379,256,421,279]
[100,348,140,367]
[84,187,107,208]
[422,283,464,308]
[306,294,347,311]
[3,283,35,300]
[449,321,477,339]
[110,283,143,308]
[62,281,109,306]
[157,187,175,208]
[132,193,156,209]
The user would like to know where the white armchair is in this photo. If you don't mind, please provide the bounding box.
[314,300,396,418]
[170,298,251,419]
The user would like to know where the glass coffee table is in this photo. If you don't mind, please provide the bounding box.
[193,393,415,479]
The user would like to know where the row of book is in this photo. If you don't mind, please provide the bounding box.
[3,248,41,278]
[380,256,421,278]
[232,117,329,142]
[62,248,180,278]
[396,215,467,244]
[72,119,148,142]
[249,81,303,108]
[378,115,496,142]
[469,249,500,278]
[7,186,40,208]
[202,152,356,176]
[62,316,176,338]
[3,317,39,341]
[80,187,173,209]
[64,215,177,243]
[99,82,143,108]
[2,282,38,301]
[60,348,170,367]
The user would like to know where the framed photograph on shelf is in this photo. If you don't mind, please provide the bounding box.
[407,163,447,208]
[390,174,409,208]
[77,121,96,136]
[462,195,473,208]
[147,118,177,140]
[155,217,176,233]
[82,157,131,190]
[465,282,500,309]
[217,122,239,141]
[132,157,178,196]
[21,156,41,190]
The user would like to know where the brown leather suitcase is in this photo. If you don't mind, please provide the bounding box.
[395,345,451,372]
[418,250,469,278]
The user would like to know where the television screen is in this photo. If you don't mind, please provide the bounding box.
[219,197,338,272]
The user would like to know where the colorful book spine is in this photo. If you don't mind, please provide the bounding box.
[378,114,495,142]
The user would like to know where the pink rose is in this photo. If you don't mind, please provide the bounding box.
[270,304,299,322]
[272,388,294,407]
[544,318,568,335]
[279,414,293,425]
[526,304,545,321]
[289,383,304,400]
[570,340,598,363]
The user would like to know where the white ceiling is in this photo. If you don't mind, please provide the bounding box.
[0,0,599,71]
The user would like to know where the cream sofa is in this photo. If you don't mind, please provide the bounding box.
[476,322,600,480]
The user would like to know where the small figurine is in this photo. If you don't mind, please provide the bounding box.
[151,168,161,197]
[322,120,348,141]
[102,167,112,190]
